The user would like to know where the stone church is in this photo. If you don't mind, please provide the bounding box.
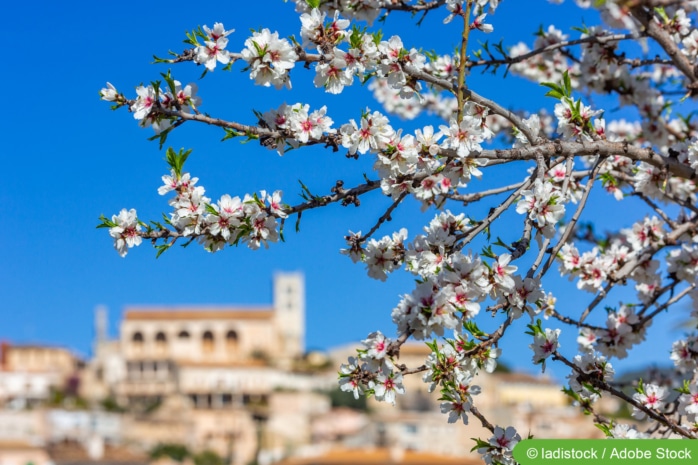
[85,272,306,410]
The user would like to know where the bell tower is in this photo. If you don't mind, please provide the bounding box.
[273,272,305,362]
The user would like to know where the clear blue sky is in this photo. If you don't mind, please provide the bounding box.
[1,0,690,381]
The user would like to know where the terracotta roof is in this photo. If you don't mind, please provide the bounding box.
[47,440,148,464]
[496,372,556,385]
[4,344,73,352]
[276,448,480,465]
[0,440,43,451]
[124,306,274,320]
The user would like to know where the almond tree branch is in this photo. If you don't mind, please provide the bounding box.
[631,6,698,94]
[466,33,639,69]
[553,351,695,438]
[360,191,409,241]
[638,283,695,326]
[538,159,603,279]
[130,100,698,182]
[578,218,698,324]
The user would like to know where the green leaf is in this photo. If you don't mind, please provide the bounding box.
[97,214,118,229]
[305,0,321,8]
[470,438,491,452]
[481,245,495,259]
[205,203,219,215]
[298,179,320,201]
[493,237,509,249]
[152,55,174,64]
[571,24,590,34]
[349,25,366,49]
[563,70,572,96]
[463,321,487,338]
[295,211,302,233]
[525,319,543,337]
[148,125,175,150]
[676,379,691,395]
[164,147,192,177]
[155,243,171,259]
[654,6,669,23]
[184,29,201,47]
[544,90,564,99]
[595,422,613,437]
[635,378,645,394]
[160,69,177,96]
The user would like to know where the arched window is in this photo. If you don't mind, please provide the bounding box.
[225,330,239,356]
[155,332,167,355]
[202,331,215,353]
[132,332,144,354]
[178,330,190,339]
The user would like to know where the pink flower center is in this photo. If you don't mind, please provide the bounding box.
[542,340,555,354]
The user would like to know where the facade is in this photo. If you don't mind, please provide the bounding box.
[86,272,305,410]
[79,272,314,465]
[0,343,80,408]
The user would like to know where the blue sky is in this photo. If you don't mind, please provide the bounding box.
[1,0,691,381]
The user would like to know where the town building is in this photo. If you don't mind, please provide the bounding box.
[0,343,81,409]
[84,272,306,409]
[79,272,326,465]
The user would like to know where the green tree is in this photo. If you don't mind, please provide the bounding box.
[193,450,224,465]
[150,443,190,462]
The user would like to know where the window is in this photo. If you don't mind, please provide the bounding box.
[177,330,190,339]
[225,330,239,356]
[404,424,418,434]
[155,332,167,355]
[132,332,144,354]
[202,331,215,353]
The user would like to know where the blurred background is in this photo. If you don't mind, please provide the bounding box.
[0,0,678,463]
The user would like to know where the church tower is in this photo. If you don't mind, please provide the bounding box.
[94,305,108,350]
[272,272,305,363]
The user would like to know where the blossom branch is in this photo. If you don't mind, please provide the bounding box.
[632,192,679,230]
[469,405,496,433]
[538,158,603,278]
[467,33,638,69]
[454,178,534,251]
[638,283,695,326]
[630,6,698,93]
[553,351,695,438]
[456,1,474,123]
[360,192,409,242]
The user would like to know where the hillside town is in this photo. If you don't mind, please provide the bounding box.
[0,273,609,465]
